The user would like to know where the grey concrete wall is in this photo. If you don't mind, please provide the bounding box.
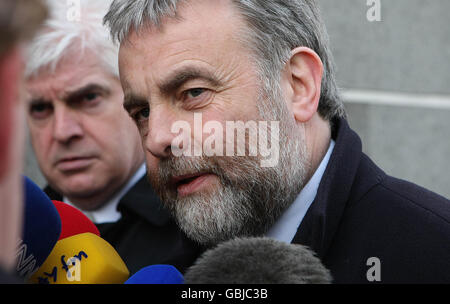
[346,103,450,198]
[320,0,450,95]
[319,0,450,198]
[23,0,450,198]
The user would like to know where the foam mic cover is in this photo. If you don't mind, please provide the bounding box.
[28,232,129,284]
[125,265,184,284]
[15,176,61,279]
[184,237,332,284]
[52,201,100,240]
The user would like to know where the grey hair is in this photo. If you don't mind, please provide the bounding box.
[25,0,118,79]
[104,0,346,121]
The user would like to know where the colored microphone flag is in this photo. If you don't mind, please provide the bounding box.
[29,233,129,284]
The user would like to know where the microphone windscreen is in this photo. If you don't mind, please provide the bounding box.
[125,265,184,284]
[16,176,61,278]
[184,237,332,284]
[28,232,129,284]
[52,201,100,240]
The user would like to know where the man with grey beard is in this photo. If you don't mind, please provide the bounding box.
[104,0,450,283]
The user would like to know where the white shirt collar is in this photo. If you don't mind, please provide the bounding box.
[63,164,147,224]
[266,140,335,243]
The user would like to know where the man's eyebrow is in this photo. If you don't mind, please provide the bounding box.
[27,83,109,106]
[123,93,148,114]
[27,97,50,106]
[63,83,110,103]
[158,66,221,96]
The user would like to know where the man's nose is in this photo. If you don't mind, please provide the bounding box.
[52,106,83,143]
[145,106,181,159]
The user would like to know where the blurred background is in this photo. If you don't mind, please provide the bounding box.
[23,0,450,199]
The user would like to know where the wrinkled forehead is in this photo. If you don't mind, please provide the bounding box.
[119,0,244,46]
[118,0,251,87]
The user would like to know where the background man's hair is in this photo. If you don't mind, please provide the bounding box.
[104,0,346,122]
[24,0,118,79]
[0,0,47,56]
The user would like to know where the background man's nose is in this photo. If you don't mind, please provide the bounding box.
[52,106,84,144]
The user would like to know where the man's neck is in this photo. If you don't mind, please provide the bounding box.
[64,163,146,212]
[303,114,332,184]
[63,164,147,223]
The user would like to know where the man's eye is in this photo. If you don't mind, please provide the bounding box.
[186,88,206,99]
[29,102,53,119]
[84,92,99,101]
[81,92,101,105]
[131,107,150,134]
[134,107,150,121]
[31,103,48,112]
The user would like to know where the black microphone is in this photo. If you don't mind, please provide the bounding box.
[184,237,332,284]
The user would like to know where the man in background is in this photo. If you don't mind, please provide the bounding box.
[24,0,202,274]
[0,0,47,283]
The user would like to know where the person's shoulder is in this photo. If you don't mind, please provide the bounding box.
[376,175,450,226]
[349,153,450,227]
[346,175,450,282]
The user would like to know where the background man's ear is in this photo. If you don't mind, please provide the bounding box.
[287,47,323,123]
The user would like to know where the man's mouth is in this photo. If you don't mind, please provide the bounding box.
[170,172,217,197]
[55,156,96,172]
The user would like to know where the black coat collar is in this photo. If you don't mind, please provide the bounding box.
[292,118,383,259]
[44,176,170,227]
[117,176,170,227]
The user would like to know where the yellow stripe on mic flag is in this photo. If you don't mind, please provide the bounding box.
[29,232,129,284]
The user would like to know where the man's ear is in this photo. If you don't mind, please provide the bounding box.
[285,47,323,123]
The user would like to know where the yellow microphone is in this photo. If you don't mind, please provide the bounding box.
[29,233,129,284]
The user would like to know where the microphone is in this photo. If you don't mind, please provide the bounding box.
[124,265,184,284]
[52,200,100,240]
[28,198,129,284]
[184,237,332,284]
[28,232,130,284]
[15,176,61,279]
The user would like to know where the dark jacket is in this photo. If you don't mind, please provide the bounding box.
[293,118,450,283]
[45,176,204,275]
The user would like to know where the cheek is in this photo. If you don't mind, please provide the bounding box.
[216,88,261,121]
[144,154,161,188]
[145,153,159,173]
[29,127,53,162]
[89,116,142,164]
[202,100,260,127]
[115,117,143,154]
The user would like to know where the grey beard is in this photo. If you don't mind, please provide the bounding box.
[150,129,308,247]
[149,88,310,246]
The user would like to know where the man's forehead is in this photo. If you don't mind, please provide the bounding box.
[119,0,245,55]
[26,60,116,100]
[118,0,249,89]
